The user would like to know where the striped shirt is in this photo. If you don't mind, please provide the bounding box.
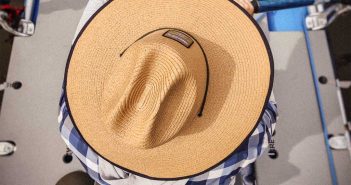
[59,90,277,185]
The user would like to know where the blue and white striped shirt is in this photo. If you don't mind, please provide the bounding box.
[59,90,277,185]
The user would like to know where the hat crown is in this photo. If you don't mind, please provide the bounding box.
[101,30,207,149]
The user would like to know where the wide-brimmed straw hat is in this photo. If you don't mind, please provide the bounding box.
[64,0,273,180]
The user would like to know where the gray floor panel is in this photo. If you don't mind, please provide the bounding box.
[256,32,333,185]
[0,0,87,184]
[308,30,351,185]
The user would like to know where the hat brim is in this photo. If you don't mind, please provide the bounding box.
[64,0,273,180]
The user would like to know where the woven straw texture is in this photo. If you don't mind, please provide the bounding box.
[65,0,272,179]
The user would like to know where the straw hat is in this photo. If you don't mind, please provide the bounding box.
[64,0,273,180]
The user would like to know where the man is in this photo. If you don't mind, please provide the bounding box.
[59,0,277,185]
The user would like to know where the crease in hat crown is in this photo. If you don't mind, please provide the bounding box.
[101,29,207,149]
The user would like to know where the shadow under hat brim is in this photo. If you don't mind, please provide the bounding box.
[64,0,274,180]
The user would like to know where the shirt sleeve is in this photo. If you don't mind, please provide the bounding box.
[59,90,130,185]
[187,98,278,184]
